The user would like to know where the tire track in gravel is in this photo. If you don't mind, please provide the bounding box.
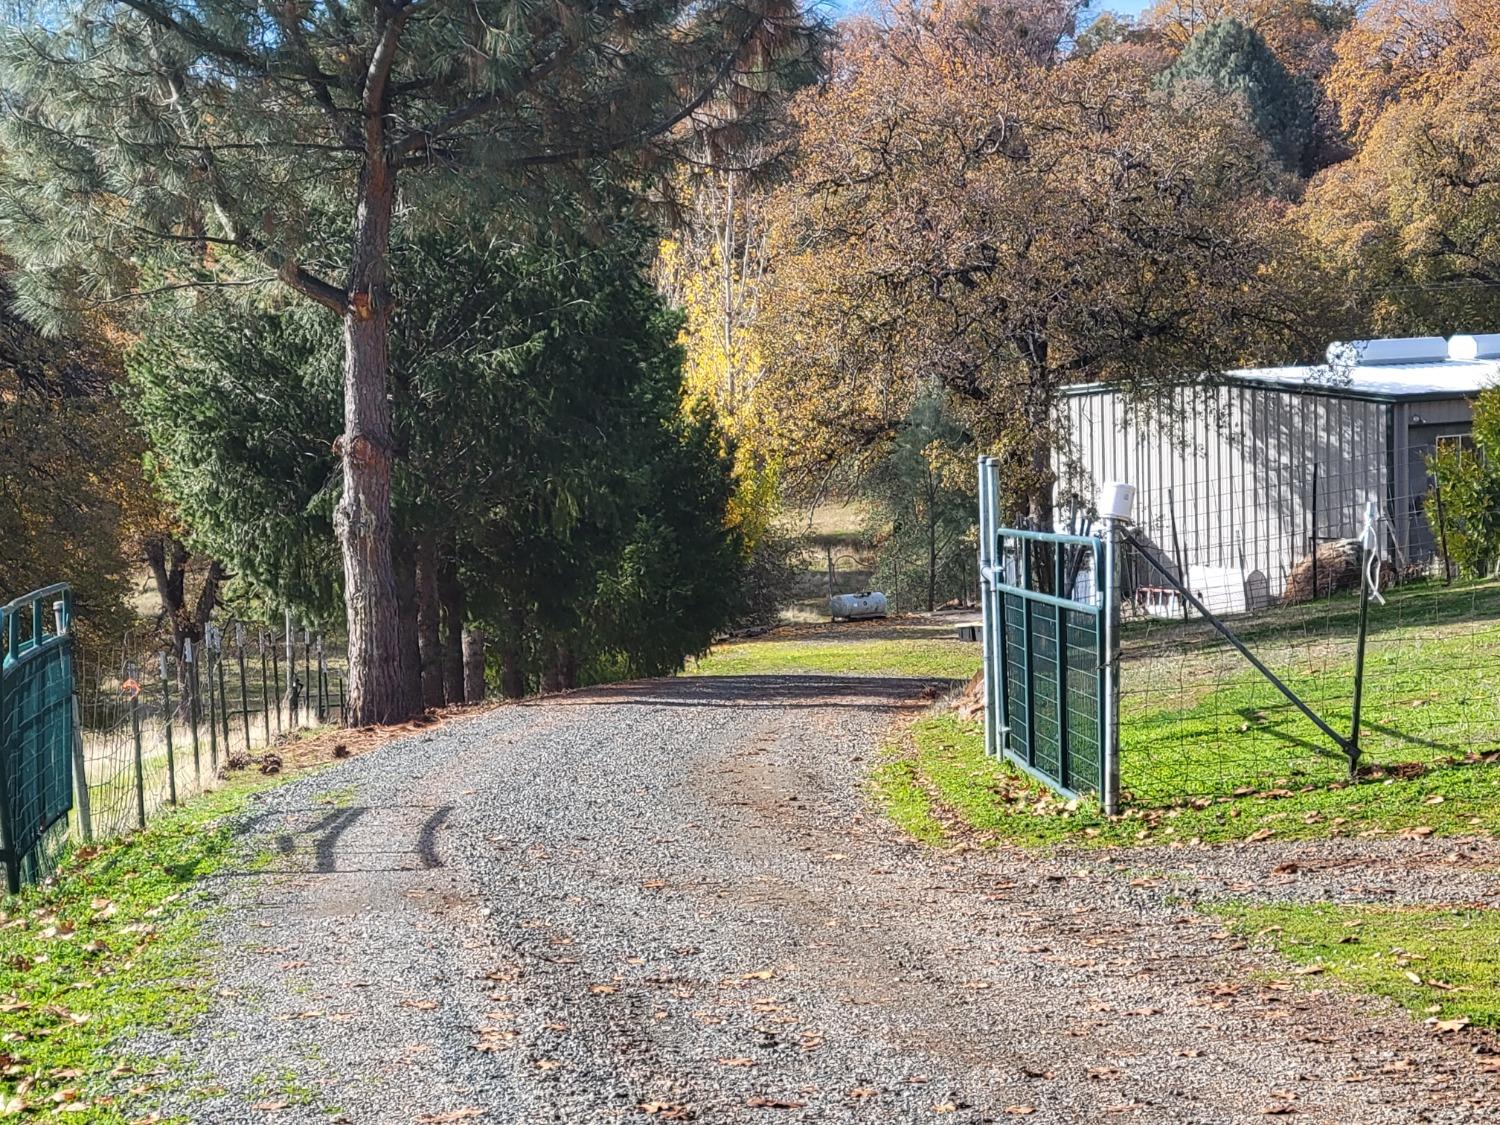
[146,674,1499,1125]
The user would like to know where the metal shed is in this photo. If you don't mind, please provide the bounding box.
[1059,335,1500,605]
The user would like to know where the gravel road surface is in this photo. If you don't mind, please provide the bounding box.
[147,673,1499,1124]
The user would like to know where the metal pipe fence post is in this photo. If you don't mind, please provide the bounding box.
[1310,462,1320,599]
[1096,481,1134,819]
[186,640,202,786]
[337,676,346,725]
[205,646,218,773]
[130,690,147,829]
[1349,552,1372,779]
[284,610,297,727]
[317,634,327,721]
[62,598,93,844]
[1348,500,1380,779]
[259,631,272,746]
[303,630,313,727]
[235,624,252,751]
[1053,542,1071,791]
[159,652,178,807]
[217,643,231,751]
[977,456,991,757]
[271,634,283,735]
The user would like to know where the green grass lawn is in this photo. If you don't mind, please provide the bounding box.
[689,634,980,680]
[1118,579,1500,803]
[0,779,275,1121]
[703,581,1500,845]
[873,712,1500,847]
[1211,902,1500,1031]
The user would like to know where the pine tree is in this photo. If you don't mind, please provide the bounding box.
[126,221,744,700]
[0,0,821,723]
[1161,17,1312,173]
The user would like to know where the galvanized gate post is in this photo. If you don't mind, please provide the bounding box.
[1097,483,1135,818]
[978,456,998,758]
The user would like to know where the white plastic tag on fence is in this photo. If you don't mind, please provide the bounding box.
[1360,500,1387,606]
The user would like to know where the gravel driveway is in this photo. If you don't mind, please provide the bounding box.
[148,673,1499,1124]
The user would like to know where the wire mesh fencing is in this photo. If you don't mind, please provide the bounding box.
[1113,456,1500,808]
[75,619,346,842]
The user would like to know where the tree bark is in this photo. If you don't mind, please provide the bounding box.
[393,539,423,719]
[334,130,407,725]
[501,608,526,699]
[437,554,465,704]
[540,642,562,694]
[415,541,445,708]
[462,627,486,702]
[556,641,579,691]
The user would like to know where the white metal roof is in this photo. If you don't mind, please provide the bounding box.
[1223,335,1500,400]
[1225,358,1499,400]
[1066,334,1500,401]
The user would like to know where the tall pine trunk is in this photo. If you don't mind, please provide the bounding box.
[415,542,445,708]
[462,627,486,702]
[394,538,423,719]
[437,555,465,704]
[336,163,406,725]
[501,608,526,699]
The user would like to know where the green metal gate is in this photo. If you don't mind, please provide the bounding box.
[978,459,1121,810]
[0,585,77,893]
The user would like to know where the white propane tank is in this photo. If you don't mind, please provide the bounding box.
[830,591,888,621]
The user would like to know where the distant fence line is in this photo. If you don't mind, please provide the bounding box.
[76,617,347,844]
[1,600,347,891]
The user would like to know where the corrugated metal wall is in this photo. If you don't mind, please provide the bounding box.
[1059,384,1398,600]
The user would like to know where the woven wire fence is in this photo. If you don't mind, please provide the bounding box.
[1113,452,1500,807]
[76,620,346,841]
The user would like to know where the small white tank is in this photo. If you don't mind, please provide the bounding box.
[830,591,888,620]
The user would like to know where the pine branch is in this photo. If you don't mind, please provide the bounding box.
[502,18,766,169]
[388,37,580,162]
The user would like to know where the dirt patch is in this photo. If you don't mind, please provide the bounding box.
[222,699,506,777]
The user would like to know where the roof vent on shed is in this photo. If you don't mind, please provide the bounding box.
[1447,334,1500,361]
[1326,337,1451,367]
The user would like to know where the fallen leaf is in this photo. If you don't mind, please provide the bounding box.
[746,1095,806,1109]
[637,1103,694,1120]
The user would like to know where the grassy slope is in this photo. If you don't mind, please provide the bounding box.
[874,713,1500,847]
[1119,580,1500,804]
[0,781,272,1121]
